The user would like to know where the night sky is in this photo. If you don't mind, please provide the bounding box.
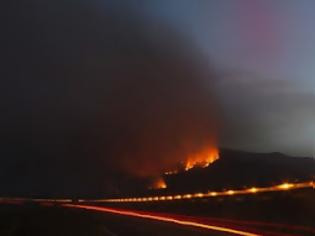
[2,1,314,196]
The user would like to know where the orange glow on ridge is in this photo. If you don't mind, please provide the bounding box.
[184,147,219,171]
[151,177,167,189]
[164,147,219,175]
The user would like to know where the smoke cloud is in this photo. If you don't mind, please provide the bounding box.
[1,1,218,196]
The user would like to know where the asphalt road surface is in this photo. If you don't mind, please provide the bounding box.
[0,204,242,236]
[1,203,315,236]
[84,208,232,236]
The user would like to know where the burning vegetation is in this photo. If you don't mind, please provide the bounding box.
[184,147,219,171]
[164,147,220,175]
[149,146,219,190]
[151,177,167,189]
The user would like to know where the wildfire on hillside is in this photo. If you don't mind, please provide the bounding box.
[165,147,219,175]
[151,177,167,189]
[184,147,219,171]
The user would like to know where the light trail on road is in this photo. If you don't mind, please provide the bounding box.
[63,203,260,236]
[83,181,314,203]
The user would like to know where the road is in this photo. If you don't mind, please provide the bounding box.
[0,203,243,236]
[1,202,315,235]
[62,204,261,236]
[63,204,315,236]
[80,208,233,236]
[63,204,258,236]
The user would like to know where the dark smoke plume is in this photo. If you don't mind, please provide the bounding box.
[1,1,218,196]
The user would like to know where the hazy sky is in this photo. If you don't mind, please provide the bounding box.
[123,0,315,156]
[134,0,315,88]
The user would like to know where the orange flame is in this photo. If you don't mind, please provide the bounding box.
[184,147,219,171]
[151,177,167,189]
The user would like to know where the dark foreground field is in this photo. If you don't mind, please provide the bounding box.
[0,204,227,236]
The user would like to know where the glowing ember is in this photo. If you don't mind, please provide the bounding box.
[277,183,294,190]
[164,170,178,175]
[151,178,167,189]
[184,147,219,171]
[248,187,258,193]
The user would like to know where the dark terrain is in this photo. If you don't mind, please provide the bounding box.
[162,148,315,193]
[0,204,224,236]
[1,149,314,235]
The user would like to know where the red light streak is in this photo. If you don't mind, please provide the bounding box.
[63,204,259,236]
